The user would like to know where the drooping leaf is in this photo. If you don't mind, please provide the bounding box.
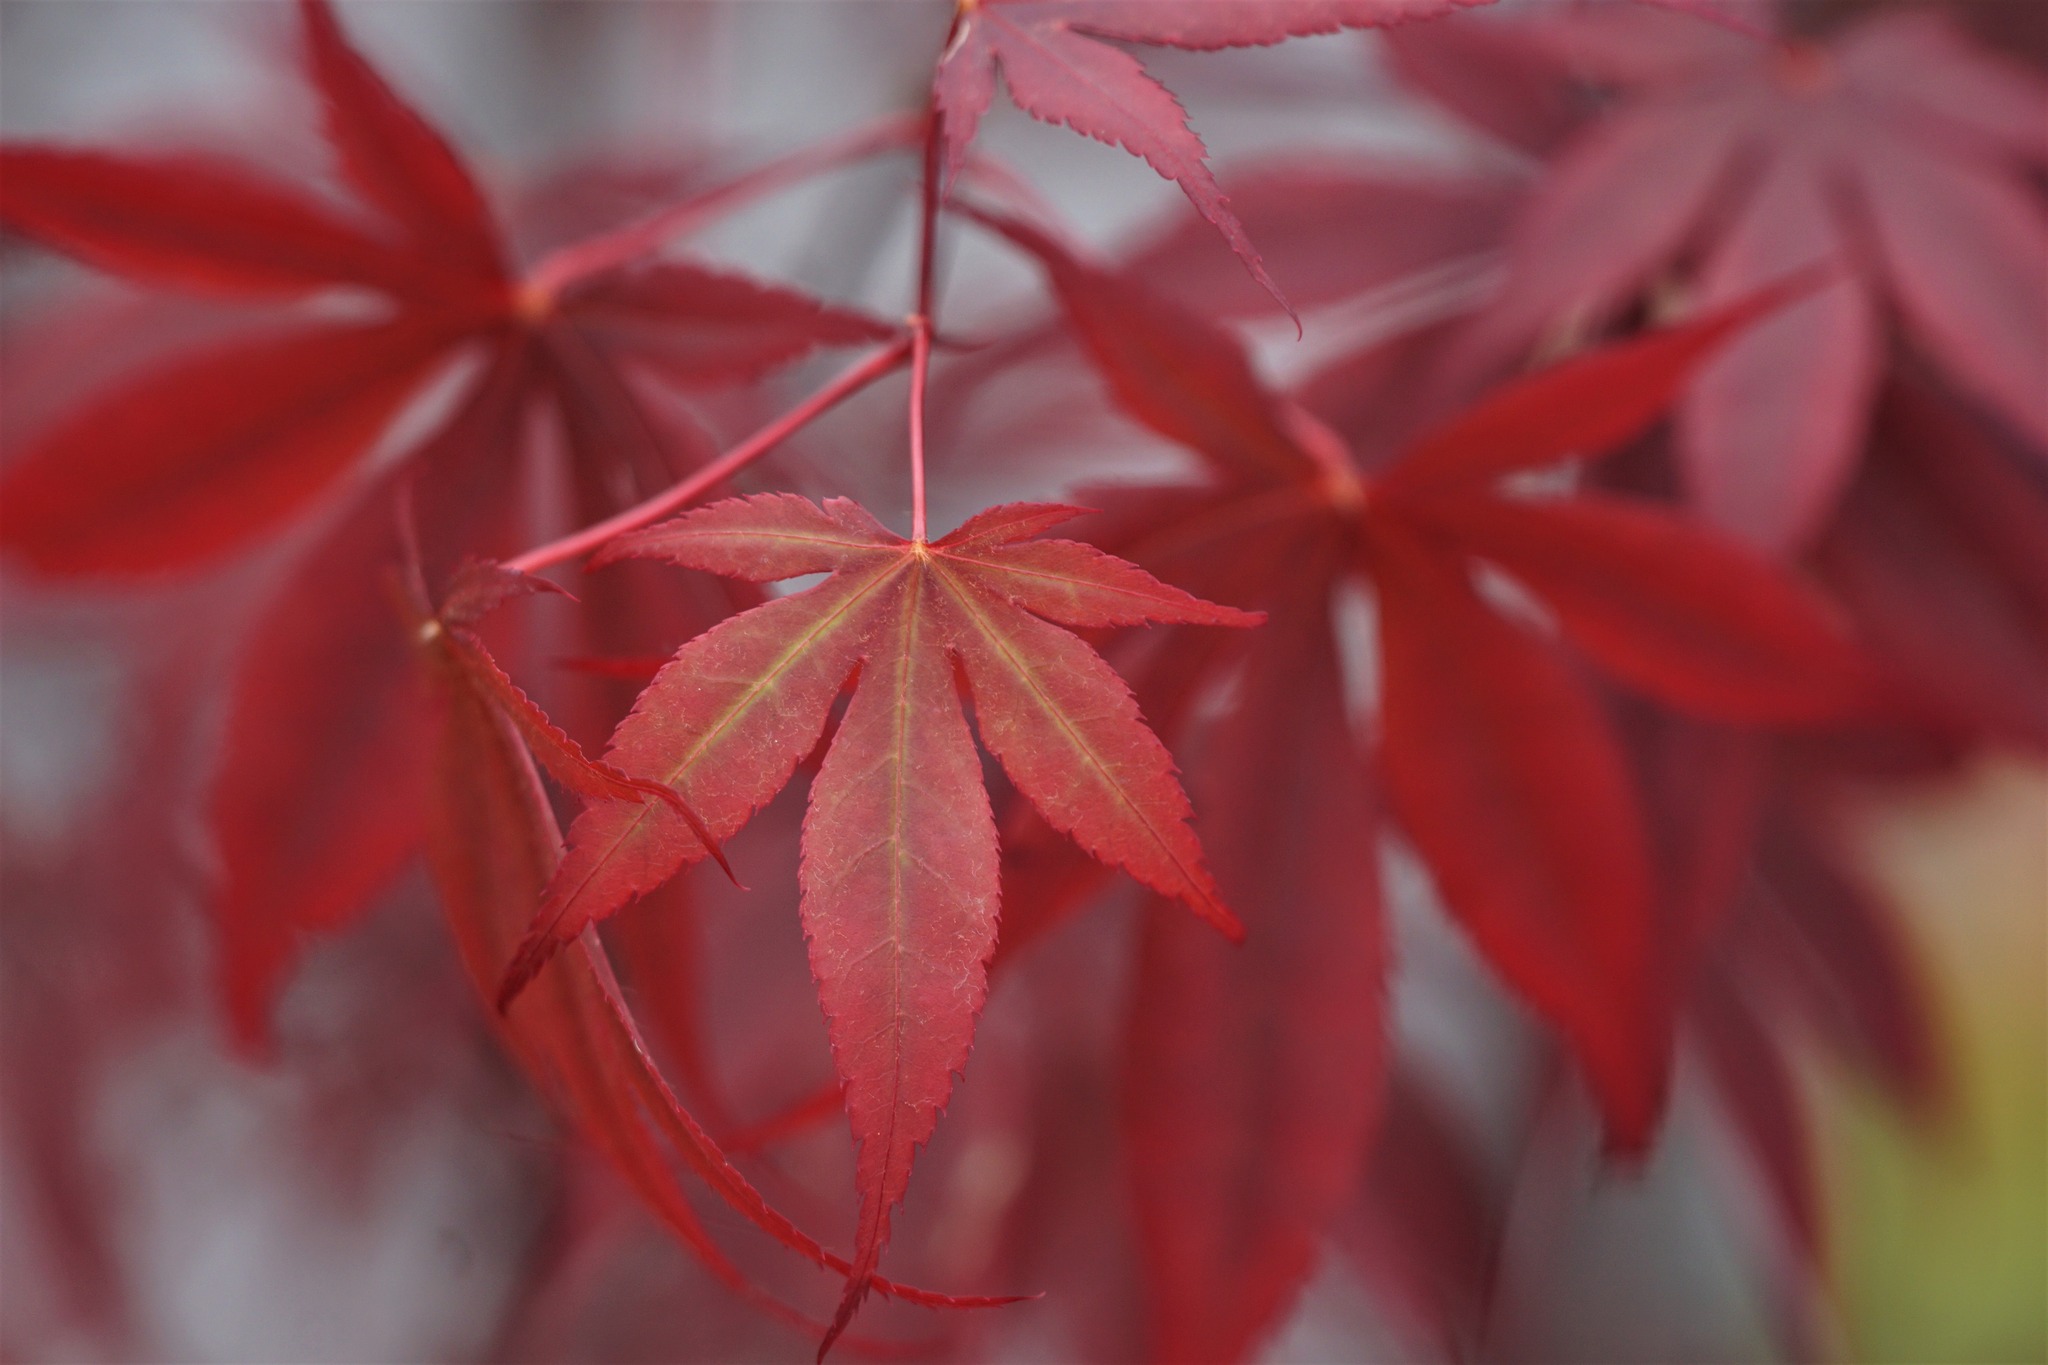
[0,146,418,296]
[962,205,1311,485]
[1378,278,1817,503]
[933,0,1483,310]
[1403,492,1883,724]
[418,573,734,882]
[1694,967,1819,1263]
[555,260,896,389]
[1851,138,2048,452]
[1338,1067,1500,1360]
[503,493,1255,1345]
[420,558,1026,1323]
[606,882,741,1135]
[1366,512,1668,1148]
[208,360,530,1049]
[1428,3,2048,537]
[425,633,753,1289]
[0,317,460,576]
[1678,159,1883,549]
[1125,602,1384,1362]
[297,0,506,294]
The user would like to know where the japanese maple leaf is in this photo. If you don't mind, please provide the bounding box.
[0,0,890,575]
[932,0,1487,310]
[1629,715,1947,1283]
[0,0,891,1044]
[963,208,1885,1355]
[1447,3,2048,549]
[411,565,1020,1334]
[1812,373,2048,754]
[1320,315,1886,1145]
[495,492,1256,1348]
[1124,591,1384,1364]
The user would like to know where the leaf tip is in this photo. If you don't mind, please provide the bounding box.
[494,934,553,1014]
[817,1278,869,1364]
[1206,901,1248,944]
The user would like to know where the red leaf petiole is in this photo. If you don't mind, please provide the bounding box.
[505,334,913,575]
[907,103,947,544]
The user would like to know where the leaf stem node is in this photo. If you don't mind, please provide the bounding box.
[512,278,556,325]
[1772,42,1838,97]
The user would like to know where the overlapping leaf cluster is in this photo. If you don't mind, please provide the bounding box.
[2,0,2041,1359]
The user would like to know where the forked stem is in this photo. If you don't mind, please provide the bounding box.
[507,336,913,574]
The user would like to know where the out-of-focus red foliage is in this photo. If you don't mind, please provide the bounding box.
[1,0,2041,1360]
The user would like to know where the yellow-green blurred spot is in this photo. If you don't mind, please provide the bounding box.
[1824,758,2046,1364]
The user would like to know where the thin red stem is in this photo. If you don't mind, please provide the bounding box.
[914,102,946,320]
[909,317,933,543]
[507,336,912,574]
[907,99,948,543]
[523,111,923,301]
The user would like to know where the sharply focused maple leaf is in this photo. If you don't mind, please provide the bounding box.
[0,0,893,1044]
[1430,3,2048,549]
[410,563,1021,1335]
[932,0,1487,308]
[494,492,1256,1347]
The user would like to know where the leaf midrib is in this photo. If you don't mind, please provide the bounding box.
[932,557,1219,920]
[545,557,907,927]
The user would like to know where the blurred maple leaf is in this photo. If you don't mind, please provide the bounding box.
[975,202,1880,1165]
[1423,3,2048,549]
[0,0,893,1044]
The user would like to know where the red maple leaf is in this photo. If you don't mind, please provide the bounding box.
[1811,372,2048,752]
[1428,3,2048,548]
[0,0,892,576]
[964,208,1884,1353]
[0,0,896,1044]
[491,491,1256,1350]
[4,5,2026,1358]
[932,0,1487,309]
[1124,598,1383,1364]
[410,563,1022,1336]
